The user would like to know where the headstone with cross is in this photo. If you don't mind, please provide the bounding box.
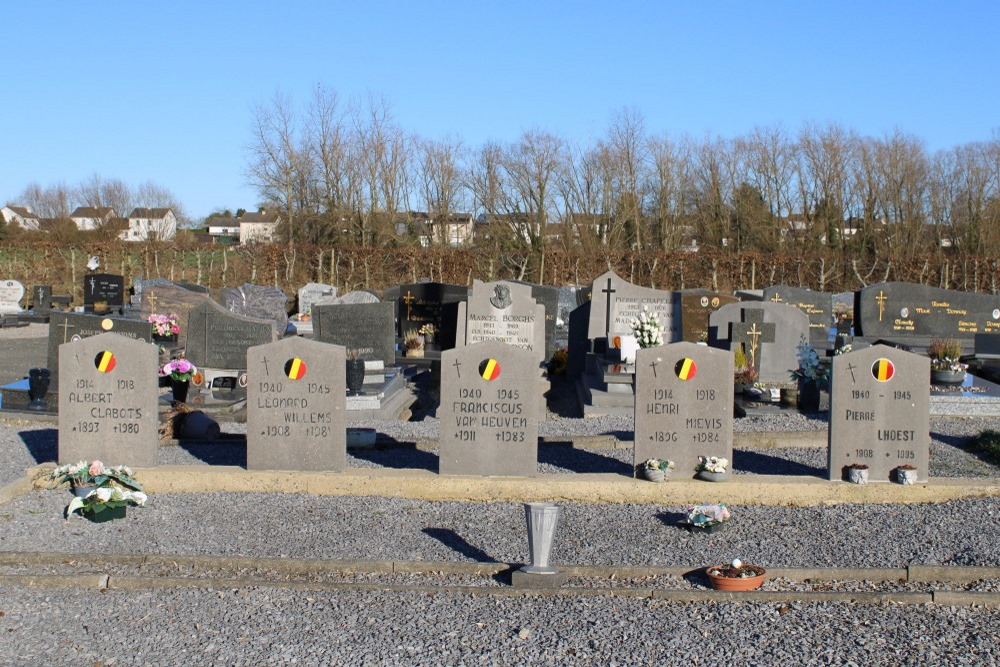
[383,282,468,348]
[585,270,679,342]
[47,312,154,388]
[634,342,733,476]
[32,285,53,313]
[709,301,809,383]
[439,340,540,476]
[246,336,346,471]
[82,273,125,312]
[827,344,929,482]
[58,332,158,467]
[762,285,834,349]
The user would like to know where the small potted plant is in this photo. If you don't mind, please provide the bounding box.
[706,558,767,591]
[418,323,436,345]
[895,464,918,485]
[928,338,967,384]
[66,485,148,523]
[160,356,198,404]
[403,330,425,358]
[845,462,869,484]
[694,455,729,482]
[47,460,147,523]
[639,457,675,482]
[629,307,663,348]
[681,503,731,534]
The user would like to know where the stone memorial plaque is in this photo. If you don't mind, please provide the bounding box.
[140,284,214,348]
[220,283,289,331]
[828,344,929,482]
[313,301,396,365]
[679,291,739,342]
[83,273,125,307]
[586,270,679,342]
[387,282,468,340]
[512,280,559,357]
[856,282,1000,342]
[0,279,25,313]
[439,341,540,476]
[32,285,52,312]
[247,337,346,471]
[48,312,153,386]
[58,332,158,467]
[186,300,278,370]
[634,343,734,476]
[709,302,809,383]
[462,280,545,362]
[763,285,833,347]
[298,282,337,316]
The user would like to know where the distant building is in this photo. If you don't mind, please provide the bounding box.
[120,208,177,241]
[238,210,281,244]
[1,205,41,231]
[204,217,241,244]
[70,206,115,231]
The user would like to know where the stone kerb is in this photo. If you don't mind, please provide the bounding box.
[634,342,734,476]
[828,344,930,482]
[58,332,159,468]
[246,336,346,472]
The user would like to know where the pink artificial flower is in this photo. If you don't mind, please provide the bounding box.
[170,324,180,334]
[89,461,103,477]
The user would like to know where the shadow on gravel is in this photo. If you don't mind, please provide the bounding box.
[932,430,1000,470]
[18,429,57,464]
[538,445,632,475]
[656,511,688,527]
[177,440,246,467]
[423,528,499,563]
[732,450,825,477]
[350,443,438,472]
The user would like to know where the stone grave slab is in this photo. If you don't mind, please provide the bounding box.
[220,283,289,331]
[763,285,833,347]
[247,337,346,471]
[0,280,25,314]
[186,300,278,371]
[634,342,733,477]
[679,291,739,343]
[58,332,158,467]
[312,301,396,365]
[855,282,1000,344]
[458,280,545,363]
[32,285,52,312]
[709,302,809,383]
[439,341,540,476]
[83,273,124,309]
[48,312,153,387]
[139,284,213,349]
[298,282,337,316]
[828,344,929,482]
[586,270,679,342]
[385,282,468,343]
[511,280,559,357]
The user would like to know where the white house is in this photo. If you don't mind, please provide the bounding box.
[70,206,115,231]
[120,208,177,241]
[1,205,41,231]
[206,217,241,243]
[239,211,281,245]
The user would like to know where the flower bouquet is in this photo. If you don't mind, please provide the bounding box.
[681,503,731,534]
[694,455,729,482]
[148,312,180,338]
[629,307,663,348]
[48,460,146,522]
[67,485,148,522]
[48,460,143,494]
[790,336,829,384]
[640,457,675,482]
[160,357,197,382]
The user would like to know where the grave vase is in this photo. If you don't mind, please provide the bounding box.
[422,331,435,345]
[696,470,728,482]
[797,379,820,413]
[72,484,97,498]
[931,369,966,385]
[28,367,51,410]
[170,378,190,403]
[521,502,560,574]
[345,359,365,394]
[846,467,869,484]
[642,467,669,482]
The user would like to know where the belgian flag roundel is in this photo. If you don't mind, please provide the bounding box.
[871,358,895,382]
[674,358,697,381]
[284,357,307,380]
[479,358,501,381]
[94,350,116,373]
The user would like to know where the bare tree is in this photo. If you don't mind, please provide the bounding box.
[417,135,466,245]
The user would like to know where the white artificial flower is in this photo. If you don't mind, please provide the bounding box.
[131,492,148,506]
[95,487,113,502]
[732,558,743,569]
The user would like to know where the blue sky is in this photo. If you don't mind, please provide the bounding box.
[3,1,997,220]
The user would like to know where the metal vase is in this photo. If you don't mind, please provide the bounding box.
[28,368,51,410]
[521,502,560,574]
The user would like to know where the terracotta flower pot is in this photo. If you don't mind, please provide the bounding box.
[707,565,766,591]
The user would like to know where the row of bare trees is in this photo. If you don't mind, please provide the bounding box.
[5,176,186,225]
[247,88,1000,262]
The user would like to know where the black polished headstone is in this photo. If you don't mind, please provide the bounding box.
[762,285,834,348]
[83,273,125,308]
[855,282,1000,343]
[312,301,396,365]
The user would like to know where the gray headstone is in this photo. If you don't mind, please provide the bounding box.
[634,343,734,477]
[186,300,278,370]
[298,282,337,315]
[0,279,25,313]
[247,337,346,471]
[709,302,810,383]
[48,312,153,386]
[220,283,289,331]
[83,273,124,307]
[140,284,214,349]
[439,341,540,476]
[828,344,930,482]
[58,332,158,467]
[586,270,679,342]
[312,301,396,365]
[762,285,833,347]
[176,280,211,294]
[679,291,739,343]
[855,282,1000,343]
[461,280,545,363]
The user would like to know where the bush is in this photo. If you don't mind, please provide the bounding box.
[970,430,1000,466]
